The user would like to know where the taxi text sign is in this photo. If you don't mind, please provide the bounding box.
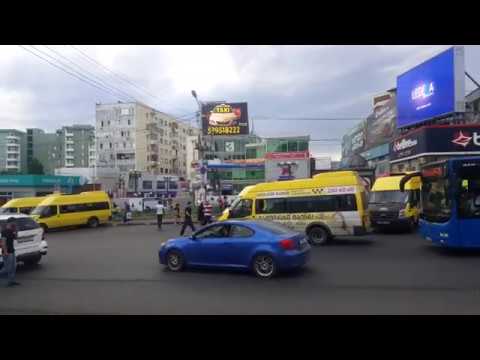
[201,102,249,136]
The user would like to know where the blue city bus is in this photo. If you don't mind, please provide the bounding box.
[400,157,480,248]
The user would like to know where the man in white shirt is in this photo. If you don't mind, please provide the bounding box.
[156,200,166,229]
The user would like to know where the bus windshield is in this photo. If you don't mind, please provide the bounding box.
[421,177,451,223]
[369,190,408,204]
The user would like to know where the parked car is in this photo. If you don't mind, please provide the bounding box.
[158,220,310,279]
[0,214,48,268]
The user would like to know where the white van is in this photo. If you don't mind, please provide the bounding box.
[0,214,48,267]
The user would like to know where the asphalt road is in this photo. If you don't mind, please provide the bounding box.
[2,223,480,314]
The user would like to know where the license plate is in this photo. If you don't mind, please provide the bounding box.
[17,236,34,243]
[377,221,390,225]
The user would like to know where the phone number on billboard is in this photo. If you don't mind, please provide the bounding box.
[207,126,241,135]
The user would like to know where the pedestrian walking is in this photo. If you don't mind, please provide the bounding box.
[203,199,213,224]
[180,202,196,236]
[198,201,205,225]
[0,217,20,287]
[218,196,224,211]
[174,203,181,225]
[123,202,130,223]
[156,200,165,229]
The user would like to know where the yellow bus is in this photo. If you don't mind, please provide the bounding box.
[218,171,370,245]
[30,191,112,231]
[0,196,50,215]
[368,173,421,231]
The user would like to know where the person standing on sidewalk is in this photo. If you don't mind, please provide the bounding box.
[198,201,205,225]
[180,202,196,236]
[156,200,165,229]
[0,218,20,287]
[203,199,213,225]
[174,203,181,225]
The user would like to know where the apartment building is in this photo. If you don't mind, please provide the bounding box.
[0,129,27,173]
[95,102,199,177]
[26,125,95,175]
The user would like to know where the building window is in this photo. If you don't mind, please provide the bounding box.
[107,121,110,126]
[100,143,103,150]
[128,119,131,126]
[123,142,126,148]
[109,143,112,149]
[142,181,153,190]
[121,131,124,137]
[101,121,104,127]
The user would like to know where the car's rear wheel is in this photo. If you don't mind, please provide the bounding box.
[308,226,330,245]
[252,254,276,279]
[166,250,185,272]
[23,254,42,267]
[87,217,99,228]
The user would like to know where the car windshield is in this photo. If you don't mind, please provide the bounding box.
[369,190,408,204]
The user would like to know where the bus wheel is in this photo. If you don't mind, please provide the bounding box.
[87,217,99,228]
[308,226,330,246]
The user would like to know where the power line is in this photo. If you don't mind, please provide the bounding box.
[69,45,183,113]
[28,45,136,103]
[18,45,130,102]
[252,116,366,121]
[41,45,143,104]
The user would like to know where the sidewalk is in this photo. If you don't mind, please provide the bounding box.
[113,219,203,226]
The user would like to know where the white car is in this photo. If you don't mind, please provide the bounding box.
[0,214,48,268]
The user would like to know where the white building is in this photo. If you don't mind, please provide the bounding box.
[95,102,199,178]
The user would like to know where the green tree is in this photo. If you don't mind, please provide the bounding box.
[27,158,44,175]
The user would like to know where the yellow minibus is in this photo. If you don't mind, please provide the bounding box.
[31,191,112,231]
[219,171,370,245]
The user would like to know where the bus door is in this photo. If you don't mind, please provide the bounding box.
[457,173,480,247]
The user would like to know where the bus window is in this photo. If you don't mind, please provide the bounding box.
[256,198,287,214]
[32,205,58,218]
[229,199,252,218]
[458,178,480,219]
[19,207,33,215]
[421,177,451,223]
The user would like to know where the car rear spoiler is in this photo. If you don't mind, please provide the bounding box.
[399,172,421,192]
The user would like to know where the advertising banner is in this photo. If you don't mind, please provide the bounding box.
[366,96,397,148]
[390,125,480,161]
[201,102,249,136]
[350,122,366,154]
[396,46,465,128]
[265,157,310,182]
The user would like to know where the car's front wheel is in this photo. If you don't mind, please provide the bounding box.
[252,254,277,279]
[87,217,99,228]
[166,250,185,272]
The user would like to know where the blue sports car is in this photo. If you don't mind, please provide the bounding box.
[159,220,311,279]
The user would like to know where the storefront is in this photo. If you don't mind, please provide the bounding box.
[0,175,84,205]
[390,125,480,173]
[206,162,265,195]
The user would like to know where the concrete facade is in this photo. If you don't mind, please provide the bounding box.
[0,129,27,173]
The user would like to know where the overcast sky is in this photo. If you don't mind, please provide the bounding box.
[1,45,480,160]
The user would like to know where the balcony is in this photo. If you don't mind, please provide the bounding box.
[6,147,20,154]
[6,162,19,169]
[66,147,75,153]
[65,162,75,167]
[65,138,74,145]
[6,135,19,140]
[65,155,74,160]
[65,132,74,137]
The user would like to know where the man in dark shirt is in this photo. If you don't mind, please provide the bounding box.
[180,202,196,236]
[0,218,20,287]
